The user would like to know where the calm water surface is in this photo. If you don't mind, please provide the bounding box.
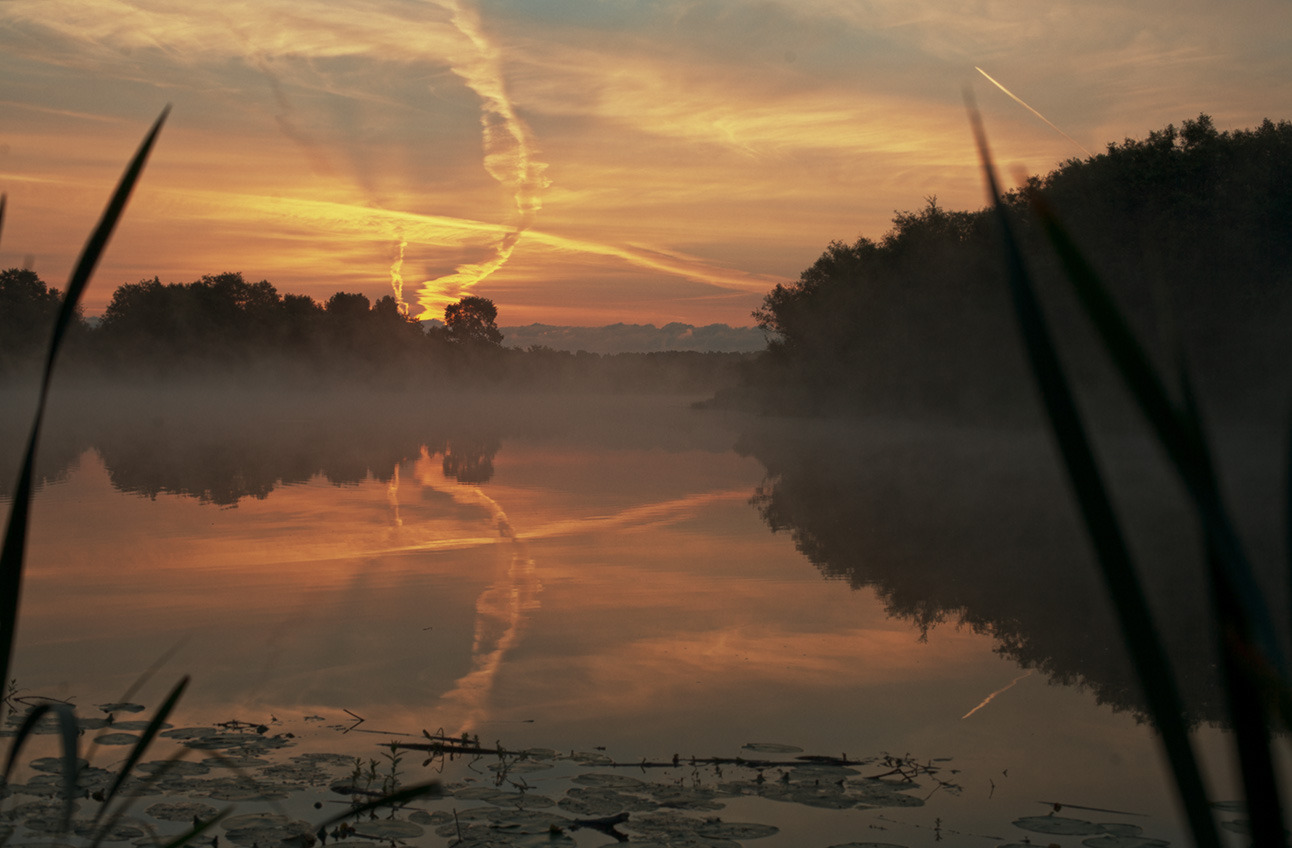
[3,387,1277,847]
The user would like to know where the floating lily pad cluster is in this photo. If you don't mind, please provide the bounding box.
[0,707,371,847]
[393,744,941,847]
[1007,814,1172,848]
[3,703,999,848]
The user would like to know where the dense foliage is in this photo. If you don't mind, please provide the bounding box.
[744,115,1292,421]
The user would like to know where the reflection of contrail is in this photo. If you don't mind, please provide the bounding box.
[961,669,1033,719]
[974,67,1092,158]
[411,448,540,734]
[388,487,750,556]
[412,0,550,319]
[386,464,403,528]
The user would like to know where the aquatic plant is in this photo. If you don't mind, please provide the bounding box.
[967,100,1288,847]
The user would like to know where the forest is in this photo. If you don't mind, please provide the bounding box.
[730,114,1292,423]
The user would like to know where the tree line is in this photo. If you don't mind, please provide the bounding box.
[734,114,1292,422]
[0,270,747,391]
[0,270,505,373]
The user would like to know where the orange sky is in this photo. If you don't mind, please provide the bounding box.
[2,0,1289,326]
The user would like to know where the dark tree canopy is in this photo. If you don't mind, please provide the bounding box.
[443,295,503,346]
[743,115,1292,421]
[0,268,68,365]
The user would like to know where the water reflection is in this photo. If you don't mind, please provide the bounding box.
[737,415,1288,726]
[9,382,1282,734]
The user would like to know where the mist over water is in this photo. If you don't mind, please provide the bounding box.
[4,375,1284,843]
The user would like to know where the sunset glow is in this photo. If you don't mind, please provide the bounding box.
[2,0,1288,325]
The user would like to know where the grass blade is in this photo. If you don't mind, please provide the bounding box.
[94,674,188,821]
[1026,164,1288,844]
[0,106,169,707]
[965,97,1221,848]
[0,702,79,832]
[1024,188,1286,680]
[2,702,53,782]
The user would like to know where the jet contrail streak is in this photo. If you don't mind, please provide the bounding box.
[974,67,1092,158]
[961,669,1034,719]
[412,0,550,319]
[389,237,408,313]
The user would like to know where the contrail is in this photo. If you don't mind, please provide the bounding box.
[165,188,780,295]
[410,447,539,735]
[974,67,1092,158]
[961,669,1033,719]
[389,236,409,313]
[410,0,551,319]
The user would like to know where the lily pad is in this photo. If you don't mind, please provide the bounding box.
[352,820,424,839]
[73,819,148,842]
[1014,815,1105,836]
[647,784,726,811]
[572,772,647,790]
[137,760,210,776]
[742,742,803,754]
[408,810,453,826]
[145,801,220,822]
[93,732,141,746]
[1081,838,1169,848]
[97,703,146,714]
[571,751,614,765]
[110,720,170,732]
[560,785,658,817]
[291,753,355,768]
[28,757,90,773]
[696,820,779,840]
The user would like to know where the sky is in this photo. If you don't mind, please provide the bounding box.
[1,0,1289,327]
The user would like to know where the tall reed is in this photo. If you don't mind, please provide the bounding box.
[968,99,1287,847]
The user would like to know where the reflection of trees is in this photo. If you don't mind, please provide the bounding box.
[740,418,1286,726]
[0,397,89,500]
[2,389,739,507]
[436,434,502,485]
[83,396,503,505]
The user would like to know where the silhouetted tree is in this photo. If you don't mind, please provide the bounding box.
[0,268,73,366]
[444,295,503,346]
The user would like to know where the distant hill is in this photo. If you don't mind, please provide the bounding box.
[422,321,768,354]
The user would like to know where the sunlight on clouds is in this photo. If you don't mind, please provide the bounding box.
[2,0,1288,326]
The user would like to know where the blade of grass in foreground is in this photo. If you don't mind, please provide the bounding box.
[92,675,189,826]
[1025,170,1287,848]
[0,701,80,832]
[965,98,1221,848]
[0,106,169,697]
[1025,187,1286,681]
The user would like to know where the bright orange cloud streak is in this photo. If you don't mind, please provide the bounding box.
[159,188,778,297]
